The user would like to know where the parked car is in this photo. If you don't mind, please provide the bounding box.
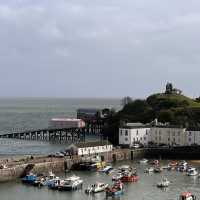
[131,144,140,149]
[55,152,65,158]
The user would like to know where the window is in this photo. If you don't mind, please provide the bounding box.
[146,130,148,135]
[159,130,161,135]
[125,130,128,136]
[144,137,146,141]
[159,136,161,141]
[189,138,191,142]
[168,138,170,141]
[140,137,142,141]
[136,130,138,135]
[125,137,128,141]
[120,130,123,135]
[189,132,192,136]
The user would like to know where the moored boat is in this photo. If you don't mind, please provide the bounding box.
[105,181,124,197]
[139,158,148,164]
[144,167,154,173]
[112,172,123,181]
[154,167,163,173]
[48,177,63,190]
[152,160,159,165]
[99,165,113,174]
[121,171,139,182]
[21,173,37,184]
[179,192,196,200]
[58,175,83,191]
[85,182,108,194]
[187,168,198,176]
[157,178,170,188]
[32,176,46,187]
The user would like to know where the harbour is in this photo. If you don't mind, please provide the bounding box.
[0,160,200,200]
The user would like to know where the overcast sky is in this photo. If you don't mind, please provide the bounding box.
[0,0,200,98]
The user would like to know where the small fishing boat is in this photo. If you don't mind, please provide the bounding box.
[177,165,187,172]
[169,161,177,167]
[0,164,8,169]
[144,167,154,173]
[187,168,198,176]
[85,182,109,194]
[154,167,163,173]
[105,181,124,197]
[121,171,139,182]
[21,173,37,184]
[43,171,57,186]
[33,176,46,187]
[139,158,148,164]
[178,160,188,167]
[112,172,123,181]
[152,160,159,165]
[99,165,113,174]
[58,175,83,191]
[157,178,170,188]
[48,177,63,190]
[118,165,131,171]
[179,192,196,200]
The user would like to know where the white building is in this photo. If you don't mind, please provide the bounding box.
[186,128,200,145]
[49,118,85,129]
[67,141,113,156]
[150,126,187,146]
[119,123,151,147]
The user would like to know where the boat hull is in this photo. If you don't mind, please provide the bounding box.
[58,183,83,191]
[121,176,139,182]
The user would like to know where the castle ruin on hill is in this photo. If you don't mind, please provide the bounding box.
[165,83,182,95]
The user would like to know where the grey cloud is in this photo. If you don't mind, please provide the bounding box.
[0,0,200,97]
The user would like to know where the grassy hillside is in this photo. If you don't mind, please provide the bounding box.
[118,93,200,126]
[147,93,200,109]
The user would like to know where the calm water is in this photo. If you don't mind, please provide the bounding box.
[1,160,200,200]
[0,98,121,156]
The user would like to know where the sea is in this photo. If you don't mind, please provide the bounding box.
[0,98,121,156]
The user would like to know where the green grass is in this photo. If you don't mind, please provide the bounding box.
[150,93,200,108]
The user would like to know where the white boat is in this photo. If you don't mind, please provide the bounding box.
[0,164,7,169]
[47,177,63,189]
[85,182,109,194]
[112,172,123,181]
[157,178,170,187]
[179,192,196,200]
[118,165,131,171]
[144,167,154,173]
[100,165,113,173]
[178,160,188,167]
[44,171,57,186]
[187,168,198,176]
[58,175,83,191]
[140,159,148,164]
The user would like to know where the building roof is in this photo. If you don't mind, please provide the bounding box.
[51,118,83,122]
[152,125,185,129]
[120,126,151,129]
[74,140,112,148]
[186,127,200,131]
